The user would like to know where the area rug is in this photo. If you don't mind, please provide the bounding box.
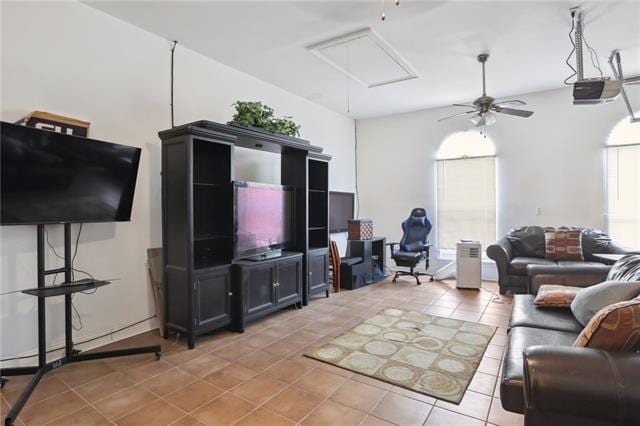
[305,307,496,404]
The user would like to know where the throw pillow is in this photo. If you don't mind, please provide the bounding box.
[571,280,640,326]
[544,227,584,261]
[507,226,546,258]
[534,285,581,307]
[573,297,640,351]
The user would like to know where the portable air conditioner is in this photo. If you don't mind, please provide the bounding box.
[456,241,482,289]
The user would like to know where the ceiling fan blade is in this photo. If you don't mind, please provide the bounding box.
[493,107,534,118]
[452,103,476,108]
[437,110,477,122]
[494,99,526,106]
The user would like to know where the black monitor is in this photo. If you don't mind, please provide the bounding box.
[1,122,142,225]
[329,191,354,233]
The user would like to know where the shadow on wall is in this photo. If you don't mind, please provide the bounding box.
[146,140,162,246]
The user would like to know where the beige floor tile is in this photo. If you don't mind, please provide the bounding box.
[54,361,115,388]
[301,400,367,426]
[47,406,112,426]
[487,397,524,425]
[293,368,347,398]
[468,371,497,396]
[330,380,388,412]
[169,415,206,426]
[94,386,157,420]
[204,363,257,390]
[2,376,68,407]
[424,407,485,426]
[262,359,314,384]
[179,355,229,378]
[436,390,492,421]
[163,380,225,413]
[140,367,197,396]
[263,386,324,422]
[122,360,172,382]
[360,415,395,426]
[230,374,288,405]
[191,393,255,425]
[236,350,282,372]
[19,390,87,425]
[211,342,256,362]
[235,408,294,426]
[75,371,136,403]
[115,398,184,425]
[371,392,432,425]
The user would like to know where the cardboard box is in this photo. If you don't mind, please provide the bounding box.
[18,111,90,137]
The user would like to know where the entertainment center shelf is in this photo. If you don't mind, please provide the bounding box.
[160,121,331,348]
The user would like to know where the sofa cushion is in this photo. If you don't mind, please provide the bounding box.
[555,260,604,268]
[571,280,640,326]
[501,326,579,413]
[574,297,640,351]
[533,285,581,307]
[544,227,584,261]
[509,294,583,333]
[606,254,640,281]
[507,226,545,258]
[509,257,555,276]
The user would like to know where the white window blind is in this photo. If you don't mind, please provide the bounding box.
[437,156,496,250]
[606,144,640,248]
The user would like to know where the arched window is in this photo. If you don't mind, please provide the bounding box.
[436,131,496,252]
[606,117,640,248]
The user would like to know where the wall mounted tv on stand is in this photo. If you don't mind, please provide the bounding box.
[233,181,294,261]
[0,122,161,426]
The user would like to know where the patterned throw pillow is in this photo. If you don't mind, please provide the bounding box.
[544,227,584,261]
[534,285,581,307]
[574,297,640,351]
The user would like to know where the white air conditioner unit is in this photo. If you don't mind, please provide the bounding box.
[456,241,482,290]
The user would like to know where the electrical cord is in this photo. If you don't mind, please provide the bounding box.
[564,15,577,85]
[354,121,360,219]
[0,315,157,363]
[170,40,178,128]
[582,28,604,78]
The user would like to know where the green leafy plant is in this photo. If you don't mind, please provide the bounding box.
[230,101,300,137]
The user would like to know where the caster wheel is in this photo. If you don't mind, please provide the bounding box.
[1,377,8,389]
[430,277,434,282]
[392,279,397,283]
[155,352,162,361]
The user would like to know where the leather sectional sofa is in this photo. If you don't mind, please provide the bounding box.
[487,226,635,295]
[500,255,640,425]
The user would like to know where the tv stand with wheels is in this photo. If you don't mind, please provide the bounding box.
[0,224,161,426]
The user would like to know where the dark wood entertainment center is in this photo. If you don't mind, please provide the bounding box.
[159,121,331,348]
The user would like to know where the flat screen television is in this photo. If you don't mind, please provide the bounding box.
[1,121,141,225]
[233,181,294,257]
[329,191,354,233]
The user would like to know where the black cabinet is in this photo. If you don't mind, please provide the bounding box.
[342,238,387,289]
[194,266,232,329]
[308,248,330,298]
[235,252,303,331]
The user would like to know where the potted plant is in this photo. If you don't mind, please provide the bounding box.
[229,101,301,138]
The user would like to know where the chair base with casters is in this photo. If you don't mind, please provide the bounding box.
[392,268,434,285]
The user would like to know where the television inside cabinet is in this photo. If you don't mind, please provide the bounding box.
[159,121,331,348]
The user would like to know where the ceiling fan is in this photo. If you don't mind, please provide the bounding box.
[438,53,534,127]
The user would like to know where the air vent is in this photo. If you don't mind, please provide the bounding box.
[307,28,418,88]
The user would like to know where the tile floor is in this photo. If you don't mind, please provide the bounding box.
[1,278,523,425]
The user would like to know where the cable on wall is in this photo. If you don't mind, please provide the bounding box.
[170,40,178,128]
[354,121,360,219]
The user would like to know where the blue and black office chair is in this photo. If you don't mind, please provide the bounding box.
[387,208,434,285]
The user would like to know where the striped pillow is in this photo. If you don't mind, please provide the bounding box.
[574,297,640,351]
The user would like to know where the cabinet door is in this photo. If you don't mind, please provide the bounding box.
[244,264,277,316]
[194,268,231,329]
[277,257,302,305]
[308,249,329,294]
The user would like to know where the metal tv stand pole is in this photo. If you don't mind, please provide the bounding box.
[0,224,162,426]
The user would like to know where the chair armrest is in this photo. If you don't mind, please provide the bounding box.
[527,264,610,294]
[523,346,640,425]
[486,237,512,284]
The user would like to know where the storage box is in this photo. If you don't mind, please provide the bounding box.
[17,111,90,137]
[348,219,373,240]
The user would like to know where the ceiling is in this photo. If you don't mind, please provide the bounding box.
[86,1,640,119]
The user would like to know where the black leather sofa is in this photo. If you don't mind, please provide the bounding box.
[500,255,640,425]
[487,226,635,295]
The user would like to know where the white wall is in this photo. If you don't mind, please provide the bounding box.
[357,85,640,277]
[0,1,355,364]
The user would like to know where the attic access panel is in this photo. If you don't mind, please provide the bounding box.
[307,28,418,88]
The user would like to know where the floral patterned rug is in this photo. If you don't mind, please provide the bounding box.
[305,308,496,404]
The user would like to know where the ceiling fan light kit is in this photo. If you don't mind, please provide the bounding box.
[438,53,534,127]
